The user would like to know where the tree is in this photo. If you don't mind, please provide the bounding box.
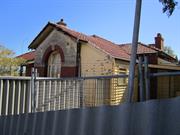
[159,0,178,16]
[175,55,178,62]
[163,46,179,62]
[0,45,25,76]
[163,46,176,57]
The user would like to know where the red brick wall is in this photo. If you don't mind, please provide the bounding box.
[155,33,164,50]
[61,66,78,77]
[36,66,47,77]
[42,45,65,64]
[25,63,34,76]
[34,66,78,77]
[37,45,77,77]
[149,54,158,64]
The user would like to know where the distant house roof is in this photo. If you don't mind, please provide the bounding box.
[17,51,35,61]
[119,43,157,55]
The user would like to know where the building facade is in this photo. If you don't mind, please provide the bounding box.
[18,19,180,104]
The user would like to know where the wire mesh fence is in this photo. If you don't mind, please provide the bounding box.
[0,71,180,116]
[35,79,81,112]
[0,75,130,115]
[34,75,129,112]
[150,72,180,99]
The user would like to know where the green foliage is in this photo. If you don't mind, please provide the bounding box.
[175,55,178,61]
[164,46,174,56]
[163,45,178,60]
[0,45,25,76]
[159,0,178,16]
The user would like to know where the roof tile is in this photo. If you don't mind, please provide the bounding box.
[53,23,130,60]
[17,51,35,61]
[24,22,162,62]
[119,43,157,55]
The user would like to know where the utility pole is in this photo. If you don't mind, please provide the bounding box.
[127,0,142,102]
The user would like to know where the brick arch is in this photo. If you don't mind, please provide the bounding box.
[42,45,65,64]
[42,45,65,77]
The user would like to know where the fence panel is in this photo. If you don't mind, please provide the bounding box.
[35,79,83,112]
[0,75,131,115]
[150,71,180,99]
[0,72,180,116]
[0,97,180,135]
[0,77,32,115]
[34,75,129,112]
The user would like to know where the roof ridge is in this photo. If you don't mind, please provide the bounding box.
[147,44,176,59]
[53,22,84,34]
[90,34,116,45]
[118,45,131,55]
[54,23,117,46]
[119,43,131,47]
[118,43,157,55]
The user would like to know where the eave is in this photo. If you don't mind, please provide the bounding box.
[28,22,87,49]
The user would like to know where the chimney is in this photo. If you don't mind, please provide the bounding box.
[155,33,164,50]
[57,19,67,26]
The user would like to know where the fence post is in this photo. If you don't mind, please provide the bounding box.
[31,68,37,112]
[0,79,3,115]
[79,79,84,107]
[138,56,144,101]
[144,56,150,100]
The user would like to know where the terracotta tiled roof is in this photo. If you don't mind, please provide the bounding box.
[148,44,162,51]
[148,44,176,61]
[88,35,130,60]
[119,43,157,55]
[17,51,35,61]
[51,23,88,42]
[28,22,164,62]
[51,23,130,61]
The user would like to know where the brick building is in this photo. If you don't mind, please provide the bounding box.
[19,19,178,77]
[18,19,180,101]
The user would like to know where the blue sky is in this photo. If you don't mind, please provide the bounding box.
[0,0,180,58]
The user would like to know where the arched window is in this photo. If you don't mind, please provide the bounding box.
[47,51,61,77]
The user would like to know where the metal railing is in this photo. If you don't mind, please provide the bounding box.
[0,76,32,115]
[0,69,179,116]
[34,74,129,112]
[0,74,129,115]
[149,71,180,99]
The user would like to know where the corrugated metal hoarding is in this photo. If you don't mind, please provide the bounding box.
[0,97,180,135]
